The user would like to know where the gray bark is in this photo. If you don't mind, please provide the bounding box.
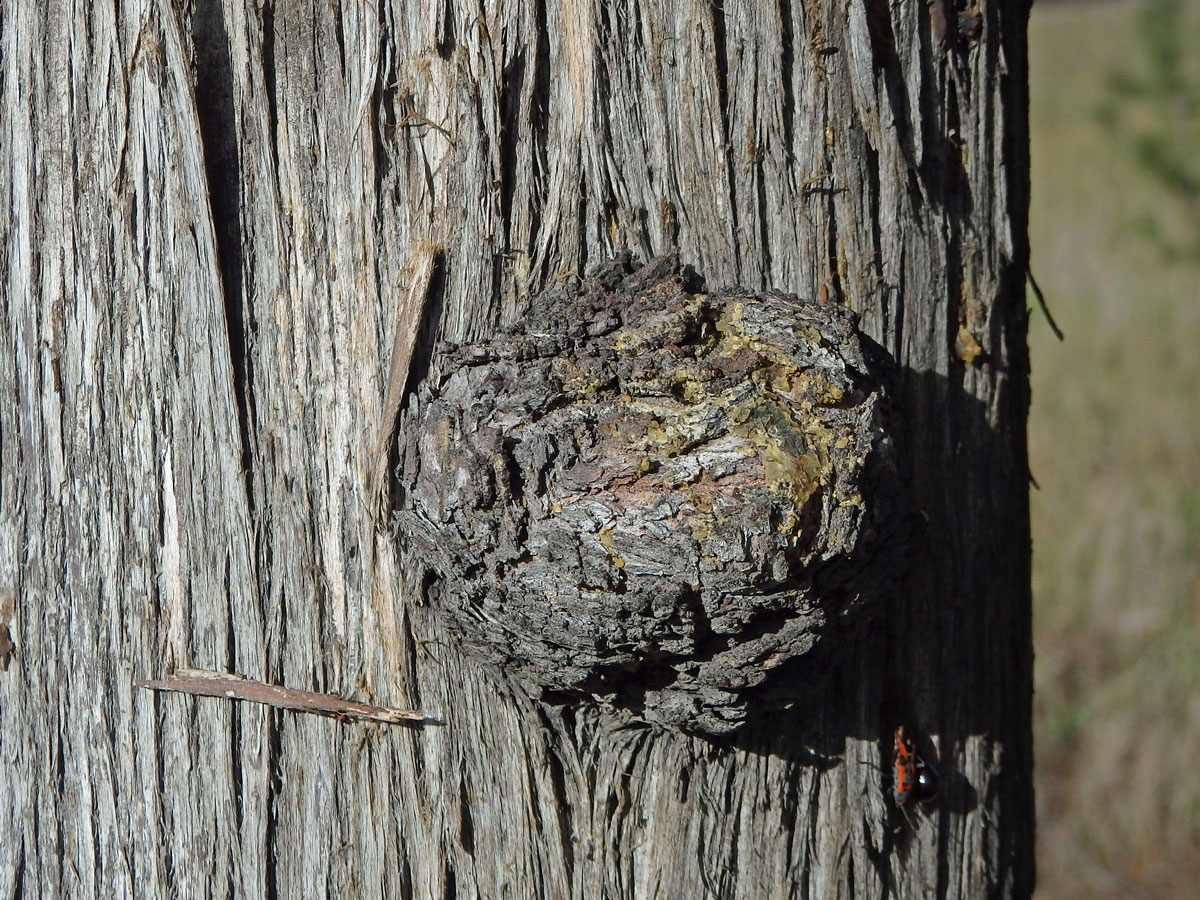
[1,1,1034,898]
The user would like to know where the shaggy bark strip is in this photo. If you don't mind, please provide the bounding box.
[373,243,443,512]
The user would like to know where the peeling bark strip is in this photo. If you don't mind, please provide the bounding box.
[394,256,897,734]
[134,669,433,724]
[373,244,443,512]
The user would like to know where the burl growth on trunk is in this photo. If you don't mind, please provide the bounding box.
[392,256,896,735]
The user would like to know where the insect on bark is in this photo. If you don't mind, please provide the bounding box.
[892,725,940,829]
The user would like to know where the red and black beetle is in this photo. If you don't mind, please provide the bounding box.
[892,725,940,809]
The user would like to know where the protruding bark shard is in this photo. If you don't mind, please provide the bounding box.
[135,669,434,724]
[393,256,895,734]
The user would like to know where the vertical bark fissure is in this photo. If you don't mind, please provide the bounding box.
[261,3,280,172]
[707,0,741,278]
[822,116,845,303]
[11,840,25,900]
[752,77,773,284]
[778,0,796,159]
[224,597,246,835]
[332,3,347,74]
[263,712,283,900]
[193,0,256,505]
[524,0,552,286]
[370,32,391,213]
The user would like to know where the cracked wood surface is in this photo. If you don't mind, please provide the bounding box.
[1,1,1033,897]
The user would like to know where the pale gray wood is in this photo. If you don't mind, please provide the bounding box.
[1,0,1034,897]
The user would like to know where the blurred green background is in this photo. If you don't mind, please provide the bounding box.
[1029,1,1200,896]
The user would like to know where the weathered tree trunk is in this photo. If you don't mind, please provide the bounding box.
[1,0,1033,897]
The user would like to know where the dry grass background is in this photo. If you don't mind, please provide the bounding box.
[1029,1,1200,896]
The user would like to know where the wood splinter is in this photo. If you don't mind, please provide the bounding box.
[134,668,437,725]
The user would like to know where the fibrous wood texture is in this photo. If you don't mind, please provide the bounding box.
[1,1,1034,898]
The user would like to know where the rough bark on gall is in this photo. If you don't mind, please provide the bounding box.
[395,255,895,735]
[1,1,1033,898]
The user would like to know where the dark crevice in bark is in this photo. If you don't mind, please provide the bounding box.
[224,555,245,834]
[28,790,42,894]
[924,80,968,219]
[401,606,426,738]
[575,160,589,273]
[435,0,456,58]
[262,2,280,172]
[263,713,283,900]
[892,242,907,367]
[778,0,796,161]
[862,136,889,321]
[192,0,256,506]
[223,552,239,675]
[865,1,919,176]
[707,0,741,278]
[398,856,414,900]
[228,702,244,829]
[498,50,523,256]
[1000,13,1033,275]
[370,29,391,203]
[916,12,946,187]
[88,786,102,883]
[528,0,551,277]
[456,776,476,856]
[333,7,347,76]
[128,186,140,267]
[934,797,952,900]
[753,88,772,286]
[824,149,845,303]
[11,835,24,900]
